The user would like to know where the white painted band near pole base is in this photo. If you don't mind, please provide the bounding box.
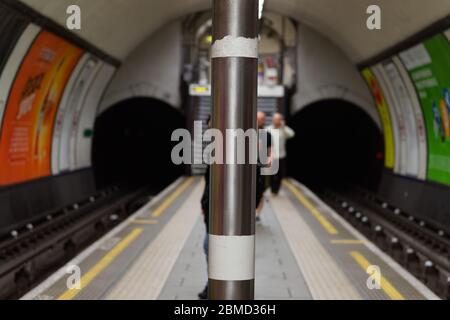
[211,35,258,58]
[208,234,255,280]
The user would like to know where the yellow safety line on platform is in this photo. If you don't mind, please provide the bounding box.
[151,177,194,217]
[283,180,338,235]
[349,251,405,300]
[132,219,158,225]
[331,239,365,245]
[57,228,143,300]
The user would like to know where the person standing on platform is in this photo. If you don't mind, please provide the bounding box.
[198,163,210,299]
[198,116,211,300]
[256,111,272,222]
[267,112,295,195]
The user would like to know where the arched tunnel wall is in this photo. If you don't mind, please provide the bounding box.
[98,20,183,115]
[1,1,450,231]
[291,24,380,127]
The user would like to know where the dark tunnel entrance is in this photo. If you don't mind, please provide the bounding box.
[287,99,384,192]
[92,97,185,191]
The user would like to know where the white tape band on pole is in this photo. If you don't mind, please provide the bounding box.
[208,234,255,281]
[211,35,258,58]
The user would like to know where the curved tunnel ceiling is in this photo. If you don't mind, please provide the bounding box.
[21,0,450,62]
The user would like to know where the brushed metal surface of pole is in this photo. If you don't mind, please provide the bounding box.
[209,0,258,300]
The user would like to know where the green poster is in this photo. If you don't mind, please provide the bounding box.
[400,34,450,186]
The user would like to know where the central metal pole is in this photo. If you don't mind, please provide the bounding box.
[209,0,258,300]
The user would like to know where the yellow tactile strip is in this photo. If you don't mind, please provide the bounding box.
[269,193,362,300]
[105,182,203,299]
[289,179,439,300]
[283,180,338,235]
[349,251,405,300]
[58,228,143,300]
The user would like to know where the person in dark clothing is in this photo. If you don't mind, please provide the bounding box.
[198,116,211,300]
[198,164,210,299]
[200,165,210,235]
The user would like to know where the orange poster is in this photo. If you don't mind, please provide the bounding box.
[0,31,83,185]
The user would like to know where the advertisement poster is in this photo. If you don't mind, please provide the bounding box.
[392,56,428,180]
[52,54,99,174]
[0,31,83,185]
[74,63,115,171]
[382,61,421,177]
[362,68,395,169]
[68,57,100,171]
[399,35,450,185]
[372,66,402,174]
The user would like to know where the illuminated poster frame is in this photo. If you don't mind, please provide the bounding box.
[52,53,99,174]
[381,60,422,178]
[373,65,403,174]
[68,56,102,171]
[74,63,116,170]
[362,68,395,169]
[391,56,428,180]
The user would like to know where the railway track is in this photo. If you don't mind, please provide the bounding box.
[318,186,450,299]
[0,185,152,299]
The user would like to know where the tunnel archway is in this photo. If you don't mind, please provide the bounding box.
[287,99,384,191]
[92,97,185,190]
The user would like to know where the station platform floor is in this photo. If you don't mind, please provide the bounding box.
[21,177,439,300]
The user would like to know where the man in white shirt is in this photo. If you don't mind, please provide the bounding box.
[267,113,295,195]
